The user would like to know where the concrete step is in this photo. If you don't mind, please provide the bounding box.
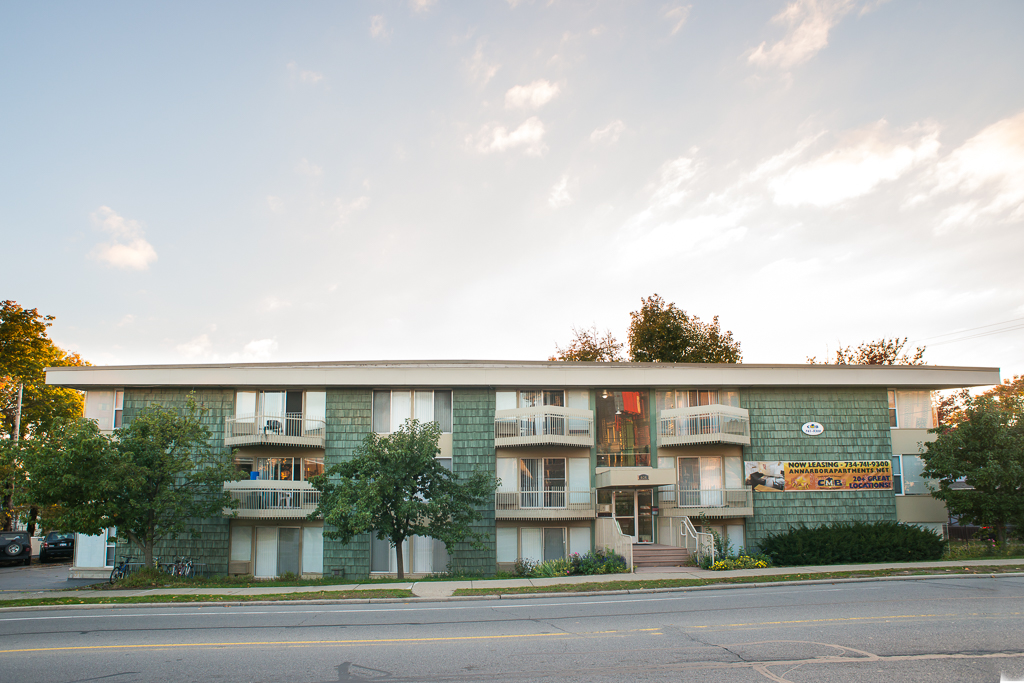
[632,544,690,568]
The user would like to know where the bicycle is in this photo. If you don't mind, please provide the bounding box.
[167,557,194,578]
[109,557,134,584]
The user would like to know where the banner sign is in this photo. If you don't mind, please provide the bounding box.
[744,460,893,492]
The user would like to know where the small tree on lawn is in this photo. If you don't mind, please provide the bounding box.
[310,419,496,580]
[920,394,1024,545]
[22,396,243,568]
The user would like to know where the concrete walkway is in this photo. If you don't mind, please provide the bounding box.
[0,558,1021,603]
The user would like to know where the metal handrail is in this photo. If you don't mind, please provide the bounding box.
[681,516,716,566]
[494,406,594,447]
[657,405,750,446]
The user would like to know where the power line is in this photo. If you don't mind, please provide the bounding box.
[910,316,1024,344]
[922,322,1024,347]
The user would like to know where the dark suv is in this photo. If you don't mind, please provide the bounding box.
[39,532,75,563]
[1,532,32,566]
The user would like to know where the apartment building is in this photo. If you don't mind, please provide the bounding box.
[46,360,999,578]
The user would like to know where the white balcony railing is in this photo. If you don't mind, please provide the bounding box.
[494,406,594,448]
[659,486,753,511]
[223,481,321,519]
[657,405,751,447]
[495,488,597,518]
[224,413,326,448]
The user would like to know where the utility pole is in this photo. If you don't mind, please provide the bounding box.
[13,382,23,443]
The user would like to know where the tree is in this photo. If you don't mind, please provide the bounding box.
[550,325,623,362]
[807,337,926,365]
[310,419,496,580]
[0,300,89,440]
[626,294,742,363]
[920,395,1024,545]
[22,398,242,567]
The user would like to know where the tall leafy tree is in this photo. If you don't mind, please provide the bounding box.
[0,300,89,440]
[550,325,623,362]
[310,419,496,580]
[627,294,741,363]
[1,300,89,530]
[807,337,926,365]
[22,398,242,567]
[920,395,1024,544]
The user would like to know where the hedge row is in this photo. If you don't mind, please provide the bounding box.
[760,521,945,565]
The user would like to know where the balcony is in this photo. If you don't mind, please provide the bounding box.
[658,486,753,517]
[495,488,597,520]
[223,480,321,519]
[657,405,751,447]
[494,407,594,448]
[224,414,325,448]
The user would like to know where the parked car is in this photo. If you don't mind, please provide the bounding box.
[39,532,76,563]
[0,532,32,566]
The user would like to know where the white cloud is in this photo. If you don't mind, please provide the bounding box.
[296,158,323,176]
[287,61,323,84]
[504,80,560,110]
[470,117,547,156]
[267,196,285,213]
[370,15,390,39]
[748,0,858,69]
[650,157,699,210]
[336,196,370,224]
[176,334,211,360]
[928,110,1024,230]
[262,297,290,312]
[590,120,626,144]
[466,42,499,86]
[664,5,692,35]
[768,121,940,207]
[549,176,573,208]
[89,206,158,271]
[410,0,437,12]
[241,338,278,361]
[117,314,135,327]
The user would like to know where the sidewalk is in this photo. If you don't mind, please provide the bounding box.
[0,558,1021,604]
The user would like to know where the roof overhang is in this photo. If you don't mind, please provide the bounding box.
[44,360,1000,391]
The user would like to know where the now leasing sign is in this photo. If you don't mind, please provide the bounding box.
[744,460,893,492]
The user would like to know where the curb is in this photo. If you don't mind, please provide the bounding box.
[0,571,1021,613]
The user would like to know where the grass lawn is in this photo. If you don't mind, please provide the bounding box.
[450,565,1024,596]
[90,572,469,591]
[0,589,413,609]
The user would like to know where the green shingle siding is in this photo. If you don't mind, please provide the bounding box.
[115,388,234,573]
[741,387,897,550]
[322,389,373,579]
[449,388,496,576]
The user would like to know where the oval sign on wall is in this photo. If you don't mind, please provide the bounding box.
[802,422,825,436]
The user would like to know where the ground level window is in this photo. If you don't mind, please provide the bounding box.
[370,534,448,574]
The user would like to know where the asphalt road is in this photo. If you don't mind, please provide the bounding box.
[0,576,1021,682]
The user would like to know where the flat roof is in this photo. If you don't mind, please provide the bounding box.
[45,360,1001,390]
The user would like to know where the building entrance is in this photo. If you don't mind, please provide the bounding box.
[606,488,654,543]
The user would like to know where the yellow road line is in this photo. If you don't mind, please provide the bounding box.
[0,628,659,654]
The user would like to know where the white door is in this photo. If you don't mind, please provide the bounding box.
[255,527,277,578]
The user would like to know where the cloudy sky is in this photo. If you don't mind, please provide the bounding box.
[2,1,1023,379]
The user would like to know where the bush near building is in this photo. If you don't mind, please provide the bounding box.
[760,521,945,566]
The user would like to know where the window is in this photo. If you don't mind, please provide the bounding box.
[246,456,323,481]
[596,390,650,467]
[495,390,565,409]
[113,390,124,428]
[894,391,933,430]
[104,528,116,568]
[677,455,743,506]
[372,390,452,434]
[234,389,326,436]
[893,454,931,495]
[888,390,898,428]
[370,534,448,574]
[496,457,588,509]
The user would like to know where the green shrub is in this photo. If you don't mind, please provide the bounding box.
[522,548,629,578]
[760,521,945,566]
